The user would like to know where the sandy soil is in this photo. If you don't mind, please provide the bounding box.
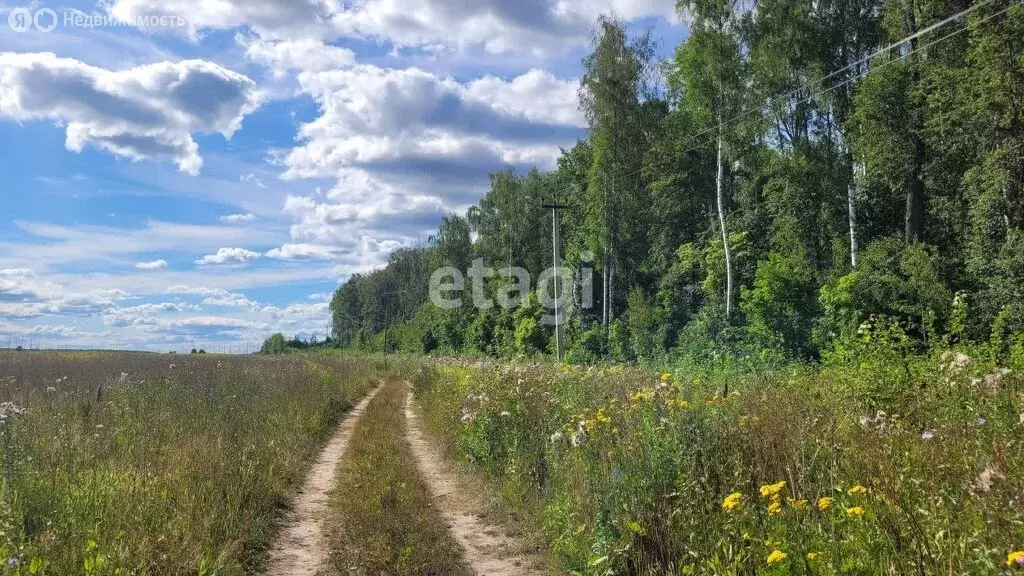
[266,386,380,576]
[404,394,549,576]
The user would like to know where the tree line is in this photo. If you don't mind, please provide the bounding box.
[328,0,1024,365]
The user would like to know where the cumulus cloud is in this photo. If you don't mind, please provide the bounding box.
[0,53,262,174]
[136,259,168,270]
[103,302,200,326]
[265,243,342,261]
[0,268,133,319]
[328,0,677,54]
[283,65,580,180]
[195,247,260,266]
[464,69,586,127]
[108,0,675,54]
[239,36,356,77]
[108,0,338,38]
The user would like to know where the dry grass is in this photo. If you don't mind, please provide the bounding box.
[325,374,472,576]
[0,351,376,574]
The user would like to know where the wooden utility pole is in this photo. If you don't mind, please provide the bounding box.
[544,203,569,361]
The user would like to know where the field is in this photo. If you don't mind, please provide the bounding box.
[2,346,1023,575]
[0,351,375,574]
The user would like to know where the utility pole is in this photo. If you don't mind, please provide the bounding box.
[544,203,569,362]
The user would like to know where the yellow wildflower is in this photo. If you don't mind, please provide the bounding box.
[668,398,691,410]
[759,480,786,498]
[847,484,868,496]
[807,552,818,561]
[659,372,672,382]
[816,497,834,511]
[846,506,865,517]
[786,498,808,509]
[768,500,783,515]
[766,550,787,565]
[722,492,743,513]
[1006,551,1024,567]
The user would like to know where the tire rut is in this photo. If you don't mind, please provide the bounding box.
[404,393,549,576]
[266,386,380,576]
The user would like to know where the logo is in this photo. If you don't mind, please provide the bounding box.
[8,7,58,32]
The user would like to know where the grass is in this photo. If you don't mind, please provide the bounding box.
[0,351,376,575]
[326,374,472,576]
[406,343,1024,575]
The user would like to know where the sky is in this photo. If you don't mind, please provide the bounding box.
[0,0,686,352]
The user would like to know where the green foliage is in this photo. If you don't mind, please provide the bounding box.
[315,3,1024,370]
[740,232,819,358]
[259,333,288,355]
[411,354,1024,575]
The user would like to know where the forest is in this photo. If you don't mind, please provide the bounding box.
[329,0,1024,368]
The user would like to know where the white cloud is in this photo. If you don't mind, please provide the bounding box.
[219,212,258,223]
[265,243,342,261]
[280,64,581,190]
[1,219,278,266]
[135,259,168,270]
[108,0,676,55]
[165,285,258,308]
[195,247,260,266]
[239,173,267,187]
[0,52,262,174]
[239,36,356,77]
[108,0,338,38]
[328,0,676,54]
[465,69,585,127]
[0,268,133,320]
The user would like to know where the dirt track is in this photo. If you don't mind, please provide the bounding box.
[404,394,548,576]
[266,386,380,576]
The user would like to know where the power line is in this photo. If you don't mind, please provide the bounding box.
[548,0,1020,201]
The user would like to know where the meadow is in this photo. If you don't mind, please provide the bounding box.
[0,351,375,575]
[406,335,1024,575]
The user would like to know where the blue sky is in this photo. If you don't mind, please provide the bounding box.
[0,0,686,352]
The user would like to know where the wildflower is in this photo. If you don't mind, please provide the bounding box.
[806,552,818,561]
[722,492,743,513]
[46,386,57,393]
[7,558,19,568]
[847,485,868,496]
[1006,551,1024,568]
[977,417,986,426]
[921,430,935,440]
[766,550,787,565]
[759,480,786,498]
[768,500,783,515]
[659,372,672,382]
[846,506,865,517]
[786,498,808,509]
[816,497,834,511]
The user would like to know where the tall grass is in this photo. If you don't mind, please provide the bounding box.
[408,343,1024,575]
[0,351,375,575]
